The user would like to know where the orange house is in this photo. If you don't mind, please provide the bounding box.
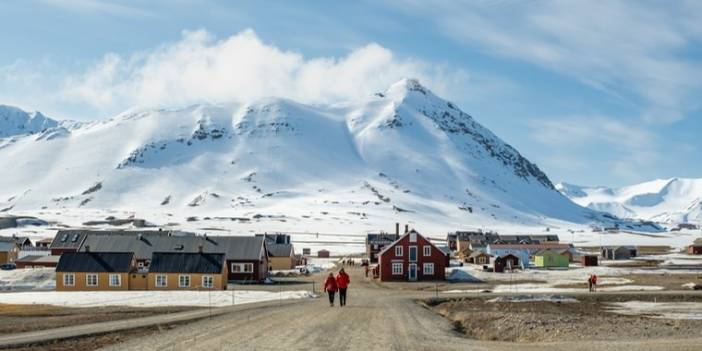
[56,252,135,291]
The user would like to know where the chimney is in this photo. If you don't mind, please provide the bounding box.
[405,224,409,234]
[85,245,90,252]
[137,233,143,241]
[395,223,400,238]
[198,244,203,253]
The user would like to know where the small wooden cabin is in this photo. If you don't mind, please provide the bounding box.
[317,250,330,258]
[493,254,520,273]
[580,255,598,266]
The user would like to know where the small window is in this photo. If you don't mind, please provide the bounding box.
[179,275,191,288]
[409,232,417,242]
[86,274,98,286]
[71,234,79,242]
[60,234,68,242]
[392,263,403,275]
[202,275,214,289]
[109,274,121,287]
[155,274,167,287]
[231,263,254,273]
[423,263,434,275]
[423,245,431,256]
[395,246,403,257]
[63,273,75,286]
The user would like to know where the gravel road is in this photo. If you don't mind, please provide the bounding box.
[103,266,702,351]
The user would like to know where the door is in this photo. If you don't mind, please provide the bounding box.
[408,263,417,281]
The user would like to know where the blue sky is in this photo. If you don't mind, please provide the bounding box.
[0,0,700,187]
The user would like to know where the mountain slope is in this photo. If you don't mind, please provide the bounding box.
[557,179,702,224]
[0,80,654,232]
[0,105,58,138]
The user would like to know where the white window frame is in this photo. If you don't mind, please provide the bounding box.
[63,273,75,287]
[178,275,191,288]
[409,232,417,242]
[392,262,403,275]
[109,274,121,287]
[409,246,418,262]
[423,245,431,257]
[395,246,403,257]
[155,274,167,288]
[423,263,435,275]
[86,274,98,287]
[231,263,254,273]
[202,275,214,289]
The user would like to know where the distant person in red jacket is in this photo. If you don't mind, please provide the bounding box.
[591,274,598,292]
[336,268,351,307]
[324,273,338,307]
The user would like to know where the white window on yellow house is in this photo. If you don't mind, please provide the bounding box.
[63,273,75,286]
[86,274,98,286]
[202,275,214,289]
[155,274,167,287]
[109,274,121,287]
[178,275,191,288]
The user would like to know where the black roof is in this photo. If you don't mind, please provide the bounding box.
[366,233,398,244]
[56,252,134,273]
[268,243,294,257]
[77,232,265,261]
[149,252,225,274]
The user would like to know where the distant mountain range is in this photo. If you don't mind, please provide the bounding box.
[557,178,702,225]
[0,79,659,232]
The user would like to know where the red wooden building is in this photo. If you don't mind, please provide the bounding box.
[688,245,702,255]
[377,230,448,282]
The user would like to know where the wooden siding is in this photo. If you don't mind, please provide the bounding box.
[56,272,130,291]
[378,232,447,282]
[146,272,226,290]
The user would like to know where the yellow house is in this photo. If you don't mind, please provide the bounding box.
[268,244,295,271]
[56,252,135,291]
[147,252,228,290]
[0,241,20,264]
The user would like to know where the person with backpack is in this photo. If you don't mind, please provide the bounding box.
[336,268,350,307]
[591,273,598,292]
[323,272,338,307]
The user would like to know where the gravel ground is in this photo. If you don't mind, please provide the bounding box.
[101,266,702,351]
[431,294,702,343]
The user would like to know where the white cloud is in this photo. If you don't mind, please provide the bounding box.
[530,116,660,183]
[60,29,468,113]
[401,0,702,124]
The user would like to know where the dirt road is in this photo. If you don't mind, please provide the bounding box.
[103,265,702,351]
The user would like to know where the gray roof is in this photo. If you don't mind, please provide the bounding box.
[0,241,17,252]
[366,233,398,245]
[0,236,31,246]
[56,252,134,272]
[149,252,225,274]
[78,232,265,261]
[50,230,90,250]
[268,243,293,257]
[16,255,61,263]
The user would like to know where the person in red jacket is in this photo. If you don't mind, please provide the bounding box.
[336,268,351,307]
[323,273,338,307]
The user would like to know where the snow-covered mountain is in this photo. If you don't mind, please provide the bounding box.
[0,105,59,138]
[0,79,655,232]
[557,178,702,225]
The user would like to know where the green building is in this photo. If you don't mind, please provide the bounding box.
[533,249,569,268]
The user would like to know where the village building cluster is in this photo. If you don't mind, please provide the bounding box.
[1,223,701,289]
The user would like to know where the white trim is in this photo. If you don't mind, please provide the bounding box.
[409,246,418,262]
[408,263,417,281]
[409,232,417,242]
[423,245,431,257]
[202,275,214,289]
[423,263,435,275]
[63,273,75,287]
[391,262,403,275]
[395,246,403,257]
[155,274,167,288]
[86,274,98,287]
[109,274,121,287]
[231,262,254,273]
[178,274,191,288]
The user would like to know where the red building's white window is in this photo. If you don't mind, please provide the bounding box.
[423,263,434,275]
[423,245,431,256]
[392,263,403,275]
[395,246,403,257]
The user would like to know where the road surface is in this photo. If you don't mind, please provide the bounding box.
[103,266,702,351]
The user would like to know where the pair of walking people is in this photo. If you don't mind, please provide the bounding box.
[323,268,350,307]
